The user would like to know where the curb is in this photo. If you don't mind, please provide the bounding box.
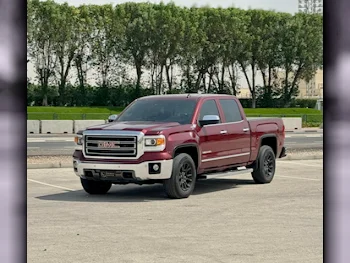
[285,129,323,133]
[27,163,72,169]
[282,155,323,160]
[27,155,323,169]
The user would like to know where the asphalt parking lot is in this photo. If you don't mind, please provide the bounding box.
[28,159,323,263]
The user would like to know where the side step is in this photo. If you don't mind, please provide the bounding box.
[198,167,253,180]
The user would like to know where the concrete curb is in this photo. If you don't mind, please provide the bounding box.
[285,129,323,133]
[27,163,72,169]
[27,155,323,169]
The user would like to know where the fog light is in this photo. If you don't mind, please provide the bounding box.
[148,163,161,174]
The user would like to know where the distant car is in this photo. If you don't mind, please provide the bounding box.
[73,94,287,199]
[107,114,118,122]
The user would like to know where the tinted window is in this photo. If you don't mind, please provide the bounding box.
[117,99,197,125]
[219,99,242,123]
[199,100,220,120]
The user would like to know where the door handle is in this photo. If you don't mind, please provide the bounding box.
[243,128,250,132]
[220,130,227,134]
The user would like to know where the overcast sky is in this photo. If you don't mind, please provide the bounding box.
[54,0,298,13]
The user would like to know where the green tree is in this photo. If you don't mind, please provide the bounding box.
[148,3,185,94]
[27,0,60,106]
[255,11,287,106]
[73,4,95,106]
[122,3,155,97]
[278,13,323,106]
[52,3,80,105]
[237,9,268,108]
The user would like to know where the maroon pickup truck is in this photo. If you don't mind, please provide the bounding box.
[73,94,286,199]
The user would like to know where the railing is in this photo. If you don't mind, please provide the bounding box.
[27,113,323,127]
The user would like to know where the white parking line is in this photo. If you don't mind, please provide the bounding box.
[279,161,323,168]
[27,179,75,191]
[278,175,321,181]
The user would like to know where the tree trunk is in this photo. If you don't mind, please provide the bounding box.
[165,64,172,92]
[136,63,142,97]
[157,64,164,95]
[251,63,256,108]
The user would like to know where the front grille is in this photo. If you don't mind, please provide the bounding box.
[84,135,137,157]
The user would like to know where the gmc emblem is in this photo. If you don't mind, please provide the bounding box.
[98,141,120,148]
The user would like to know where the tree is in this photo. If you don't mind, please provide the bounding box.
[278,13,323,106]
[122,3,154,98]
[52,3,80,105]
[148,3,185,94]
[237,9,268,108]
[73,4,94,106]
[27,0,60,106]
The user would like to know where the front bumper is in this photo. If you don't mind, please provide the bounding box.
[73,158,173,181]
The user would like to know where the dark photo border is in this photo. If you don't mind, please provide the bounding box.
[325,0,350,262]
[0,0,27,262]
[2,0,348,262]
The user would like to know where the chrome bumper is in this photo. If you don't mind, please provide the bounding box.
[73,159,173,181]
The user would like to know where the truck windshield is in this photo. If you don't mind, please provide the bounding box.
[117,99,197,124]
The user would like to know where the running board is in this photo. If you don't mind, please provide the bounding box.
[198,167,253,180]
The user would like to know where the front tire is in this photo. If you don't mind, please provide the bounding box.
[163,153,197,199]
[251,145,276,184]
[81,178,112,195]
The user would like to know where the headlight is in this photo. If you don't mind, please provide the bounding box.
[144,135,166,151]
[74,135,83,149]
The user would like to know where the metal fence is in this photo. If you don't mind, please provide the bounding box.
[27,112,323,127]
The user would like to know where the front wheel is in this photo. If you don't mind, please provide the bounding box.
[251,145,276,184]
[81,178,112,195]
[163,153,197,199]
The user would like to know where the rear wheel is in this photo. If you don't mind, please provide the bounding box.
[163,153,197,199]
[81,178,112,195]
[252,145,276,184]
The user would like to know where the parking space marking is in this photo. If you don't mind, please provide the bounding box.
[278,175,322,181]
[278,161,322,168]
[27,178,75,191]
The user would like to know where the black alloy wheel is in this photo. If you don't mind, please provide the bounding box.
[178,161,194,192]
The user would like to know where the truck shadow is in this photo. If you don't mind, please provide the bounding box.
[36,178,255,203]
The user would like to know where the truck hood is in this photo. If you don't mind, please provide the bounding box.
[85,121,181,134]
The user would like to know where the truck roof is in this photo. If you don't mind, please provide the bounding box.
[138,93,236,101]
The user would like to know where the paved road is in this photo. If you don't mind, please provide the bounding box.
[27,132,323,156]
[28,159,323,263]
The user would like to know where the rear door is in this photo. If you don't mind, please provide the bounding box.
[218,98,251,165]
[196,99,232,169]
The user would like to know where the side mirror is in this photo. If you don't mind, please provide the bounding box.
[108,114,118,123]
[199,115,220,126]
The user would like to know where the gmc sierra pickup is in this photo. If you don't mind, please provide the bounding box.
[73,94,286,199]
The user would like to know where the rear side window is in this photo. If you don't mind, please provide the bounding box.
[199,100,220,121]
[219,99,243,123]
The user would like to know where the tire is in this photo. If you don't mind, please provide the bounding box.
[251,145,276,184]
[81,178,112,195]
[163,153,197,199]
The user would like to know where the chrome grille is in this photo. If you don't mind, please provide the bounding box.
[84,135,137,157]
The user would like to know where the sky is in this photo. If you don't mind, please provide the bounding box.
[54,0,298,13]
